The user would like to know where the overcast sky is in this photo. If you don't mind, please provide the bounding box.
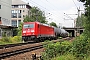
[22,0,85,27]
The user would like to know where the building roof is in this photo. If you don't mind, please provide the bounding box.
[0,25,17,29]
[12,0,29,5]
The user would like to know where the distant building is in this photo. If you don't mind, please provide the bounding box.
[11,0,31,27]
[0,0,12,26]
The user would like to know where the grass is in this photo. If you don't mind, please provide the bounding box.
[52,54,77,60]
[0,36,22,45]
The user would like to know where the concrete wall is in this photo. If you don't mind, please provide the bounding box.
[0,28,13,39]
[0,0,12,26]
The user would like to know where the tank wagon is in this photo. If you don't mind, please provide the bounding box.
[60,29,68,37]
[53,27,61,38]
[22,22,68,42]
[53,27,68,38]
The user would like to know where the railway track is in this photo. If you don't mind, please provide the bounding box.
[0,44,43,59]
[0,37,72,49]
[0,40,59,59]
[0,37,73,59]
[0,38,63,49]
[0,42,36,49]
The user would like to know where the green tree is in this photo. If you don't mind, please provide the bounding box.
[69,1,90,59]
[17,22,23,36]
[24,7,47,23]
[17,7,47,36]
[76,14,87,28]
[78,0,90,38]
[49,22,57,27]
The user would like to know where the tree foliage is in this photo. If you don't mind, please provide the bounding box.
[70,0,90,59]
[78,0,90,5]
[49,22,57,27]
[17,7,48,36]
[17,22,23,36]
[76,14,87,27]
[70,33,90,59]
[42,41,72,60]
[78,0,90,38]
[23,7,47,23]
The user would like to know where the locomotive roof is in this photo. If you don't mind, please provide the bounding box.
[24,22,51,27]
[24,22,39,24]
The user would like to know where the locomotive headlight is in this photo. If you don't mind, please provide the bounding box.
[31,30,34,32]
[23,31,26,33]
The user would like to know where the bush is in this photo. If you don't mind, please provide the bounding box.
[42,33,90,60]
[0,36,22,45]
[52,54,77,60]
[70,33,90,59]
[1,37,12,43]
[11,36,22,43]
[42,41,72,60]
[85,55,90,60]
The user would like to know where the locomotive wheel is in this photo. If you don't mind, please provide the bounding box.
[22,38,25,42]
[54,37,57,40]
[34,38,39,42]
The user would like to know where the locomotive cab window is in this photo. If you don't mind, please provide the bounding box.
[23,24,34,28]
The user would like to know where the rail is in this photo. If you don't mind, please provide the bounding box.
[0,45,43,59]
[0,42,36,49]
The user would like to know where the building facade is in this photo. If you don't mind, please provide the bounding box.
[0,0,12,26]
[0,0,15,38]
[12,0,31,27]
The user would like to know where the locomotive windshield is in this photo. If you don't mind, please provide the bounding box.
[23,24,34,28]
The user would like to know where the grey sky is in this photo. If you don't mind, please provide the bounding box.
[22,0,84,27]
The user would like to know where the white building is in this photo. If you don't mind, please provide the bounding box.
[0,0,12,26]
[12,0,31,27]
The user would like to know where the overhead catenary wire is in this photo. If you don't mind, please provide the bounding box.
[39,0,65,21]
[25,0,54,22]
[64,13,74,20]
[72,0,79,10]
[72,0,84,12]
[26,0,52,17]
[29,0,60,17]
[1,0,74,23]
[27,0,49,12]
[26,0,63,22]
[44,0,74,20]
[26,0,80,24]
[28,0,74,22]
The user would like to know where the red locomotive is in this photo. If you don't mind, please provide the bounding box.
[22,22,55,42]
[22,22,68,42]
